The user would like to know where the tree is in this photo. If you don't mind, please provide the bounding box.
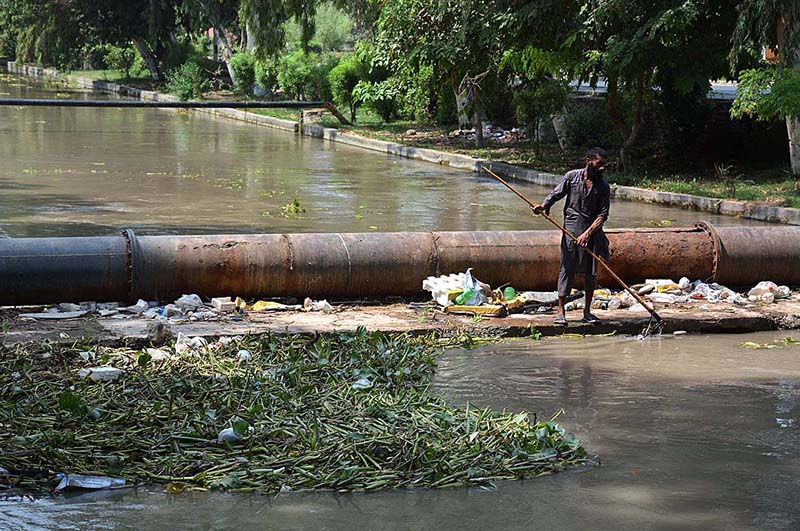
[566,0,738,171]
[368,0,512,146]
[731,1,800,175]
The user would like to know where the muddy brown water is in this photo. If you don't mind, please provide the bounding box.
[0,74,769,239]
[2,331,799,530]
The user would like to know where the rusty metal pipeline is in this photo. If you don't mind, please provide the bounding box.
[0,223,797,305]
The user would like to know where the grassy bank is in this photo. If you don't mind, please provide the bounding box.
[0,330,588,494]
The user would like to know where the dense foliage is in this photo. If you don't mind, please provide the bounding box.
[0,0,797,172]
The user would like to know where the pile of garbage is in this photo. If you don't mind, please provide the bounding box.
[584,278,793,312]
[448,123,524,144]
[423,271,795,317]
[19,294,336,322]
[422,268,548,317]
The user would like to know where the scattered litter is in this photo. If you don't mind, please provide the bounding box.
[211,297,236,312]
[303,298,334,313]
[673,330,688,336]
[145,348,170,361]
[175,294,203,312]
[21,310,89,320]
[237,349,252,361]
[57,303,82,312]
[422,273,465,307]
[175,333,208,354]
[121,299,149,314]
[77,367,124,382]
[54,474,126,491]
[251,300,302,312]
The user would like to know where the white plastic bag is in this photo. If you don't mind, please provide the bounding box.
[462,268,488,306]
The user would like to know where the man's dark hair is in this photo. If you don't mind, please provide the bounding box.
[586,147,608,160]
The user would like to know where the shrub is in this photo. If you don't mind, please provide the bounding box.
[328,53,364,122]
[166,61,209,100]
[563,99,613,147]
[278,51,336,101]
[230,52,256,96]
[255,57,279,96]
[104,45,137,79]
[353,77,402,123]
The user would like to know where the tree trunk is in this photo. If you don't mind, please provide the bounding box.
[781,9,800,175]
[788,115,800,175]
[452,77,470,129]
[551,109,569,151]
[214,28,238,88]
[607,74,646,172]
[473,106,484,148]
[133,38,162,82]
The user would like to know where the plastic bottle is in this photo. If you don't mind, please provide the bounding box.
[455,289,474,305]
[503,286,516,301]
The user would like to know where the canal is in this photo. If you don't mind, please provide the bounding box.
[1,73,796,530]
[0,73,767,238]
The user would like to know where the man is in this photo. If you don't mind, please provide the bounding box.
[533,147,610,325]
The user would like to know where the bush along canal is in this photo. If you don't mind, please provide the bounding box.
[0,329,588,495]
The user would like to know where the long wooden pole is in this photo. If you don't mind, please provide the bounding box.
[482,166,663,324]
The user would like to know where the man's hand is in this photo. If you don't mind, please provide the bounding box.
[531,204,547,215]
[576,231,591,247]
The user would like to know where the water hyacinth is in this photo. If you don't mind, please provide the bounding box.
[0,328,588,494]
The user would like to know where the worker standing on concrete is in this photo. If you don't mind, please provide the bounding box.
[534,147,610,325]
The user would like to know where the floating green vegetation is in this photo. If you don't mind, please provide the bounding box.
[0,330,588,494]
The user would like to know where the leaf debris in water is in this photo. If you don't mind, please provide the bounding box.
[0,330,589,494]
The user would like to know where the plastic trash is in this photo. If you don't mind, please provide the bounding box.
[22,310,89,320]
[175,333,207,354]
[57,303,82,312]
[211,297,236,312]
[678,277,691,290]
[175,294,204,311]
[503,286,516,301]
[303,298,334,313]
[748,281,777,298]
[121,299,149,314]
[77,367,124,382]
[251,300,302,311]
[237,349,252,361]
[422,273,466,307]
[776,285,792,299]
[54,474,126,491]
[461,268,488,306]
[145,348,170,361]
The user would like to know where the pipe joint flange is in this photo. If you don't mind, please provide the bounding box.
[694,221,720,282]
[121,229,140,304]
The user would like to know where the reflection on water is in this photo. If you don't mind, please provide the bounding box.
[2,331,799,530]
[0,74,769,238]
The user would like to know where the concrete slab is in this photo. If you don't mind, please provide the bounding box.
[2,299,799,347]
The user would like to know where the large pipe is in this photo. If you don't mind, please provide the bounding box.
[0,223,796,305]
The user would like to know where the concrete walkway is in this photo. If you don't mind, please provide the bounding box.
[2,299,799,347]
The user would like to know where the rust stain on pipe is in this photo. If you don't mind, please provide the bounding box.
[1,224,798,305]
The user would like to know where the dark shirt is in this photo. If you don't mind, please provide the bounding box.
[542,168,611,274]
[543,169,610,230]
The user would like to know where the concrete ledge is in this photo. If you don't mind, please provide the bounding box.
[6,61,800,226]
[2,300,799,346]
[6,62,298,133]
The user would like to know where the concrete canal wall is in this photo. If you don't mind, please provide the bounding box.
[6,62,800,226]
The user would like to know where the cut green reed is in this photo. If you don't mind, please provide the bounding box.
[0,328,588,494]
